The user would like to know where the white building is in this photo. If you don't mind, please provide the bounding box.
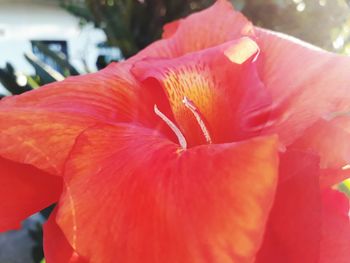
[0,0,110,93]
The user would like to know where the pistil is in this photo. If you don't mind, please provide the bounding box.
[154,104,187,149]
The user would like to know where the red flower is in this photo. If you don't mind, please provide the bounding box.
[1,1,350,262]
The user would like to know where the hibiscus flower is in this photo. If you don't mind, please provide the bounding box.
[1,1,350,262]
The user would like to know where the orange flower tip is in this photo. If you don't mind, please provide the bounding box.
[342,164,350,170]
[224,37,259,64]
[182,96,213,144]
[154,104,187,149]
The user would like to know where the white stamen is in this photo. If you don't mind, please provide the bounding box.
[182,97,212,144]
[154,104,187,149]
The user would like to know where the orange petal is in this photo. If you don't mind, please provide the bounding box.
[0,62,174,231]
[0,62,169,175]
[255,28,350,146]
[44,209,87,263]
[0,156,61,231]
[57,123,278,263]
[0,109,100,175]
[132,0,254,60]
[132,39,271,146]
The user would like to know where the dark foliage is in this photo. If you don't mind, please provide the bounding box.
[61,0,350,58]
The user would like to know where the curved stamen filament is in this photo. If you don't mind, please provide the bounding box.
[154,104,187,149]
[182,97,212,144]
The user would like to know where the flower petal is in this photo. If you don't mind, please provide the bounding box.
[320,189,350,263]
[0,62,173,231]
[44,209,87,263]
[133,0,253,60]
[0,62,167,175]
[320,169,350,189]
[0,109,98,175]
[132,39,271,146]
[292,119,350,169]
[162,20,181,39]
[256,157,350,263]
[291,119,350,186]
[256,28,350,145]
[0,156,61,231]
[256,150,322,263]
[57,123,278,263]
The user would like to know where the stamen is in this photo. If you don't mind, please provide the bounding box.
[182,97,212,144]
[154,104,187,149]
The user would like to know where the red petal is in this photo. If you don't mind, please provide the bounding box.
[57,123,278,263]
[44,209,87,263]
[291,118,350,187]
[132,0,253,60]
[332,114,350,134]
[292,119,350,169]
[316,115,350,187]
[257,150,350,263]
[0,63,173,231]
[0,156,61,231]
[320,169,350,189]
[132,39,271,146]
[320,189,350,263]
[162,20,181,39]
[0,62,168,175]
[256,28,350,145]
[256,150,322,263]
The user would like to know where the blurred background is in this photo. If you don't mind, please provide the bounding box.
[0,0,349,262]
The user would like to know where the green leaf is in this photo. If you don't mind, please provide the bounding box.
[31,41,80,76]
[338,179,350,198]
[24,52,65,85]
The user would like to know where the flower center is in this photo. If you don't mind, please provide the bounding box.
[154,97,213,149]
